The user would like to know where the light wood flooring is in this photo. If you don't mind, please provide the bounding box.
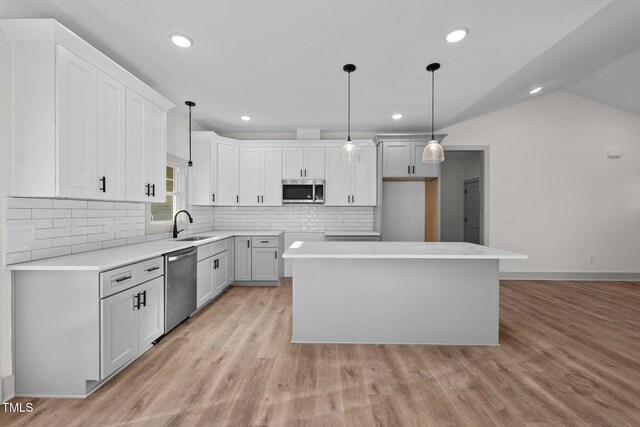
[1,279,639,426]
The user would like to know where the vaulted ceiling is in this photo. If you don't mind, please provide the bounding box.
[1,0,639,135]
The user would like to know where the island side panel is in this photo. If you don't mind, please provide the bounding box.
[14,270,100,396]
[291,258,499,345]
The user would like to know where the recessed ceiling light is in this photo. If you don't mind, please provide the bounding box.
[445,28,469,43]
[392,113,404,120]
[529,86,543,95]
[240,115,252,121]
[170,33,193,48]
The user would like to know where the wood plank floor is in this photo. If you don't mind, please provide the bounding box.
[2,279,639,426]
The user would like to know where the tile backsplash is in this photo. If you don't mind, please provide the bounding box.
[4,198,213,265]
[212,205,374,231]
[5,198,374,264]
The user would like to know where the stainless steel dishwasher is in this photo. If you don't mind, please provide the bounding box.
[164,246,197,333]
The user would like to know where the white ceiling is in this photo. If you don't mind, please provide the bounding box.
[1,0,638,135]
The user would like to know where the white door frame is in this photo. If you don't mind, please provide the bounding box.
[441,145,490,246]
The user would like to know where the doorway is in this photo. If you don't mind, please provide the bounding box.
[464,179,480,244]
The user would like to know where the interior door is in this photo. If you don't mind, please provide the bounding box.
[239,147,261,205]
[351,147,377,206]
[96,70,126,200]
[261,148,282,205]
[282,147,304,179]
[100,287,139,379]
[138,277,165,349]
[304,147,325,179]
[56,45,97,199]
[464,179,481,244]
[412,142,439,177]
[324,148,351,206]
[217,144,239,205]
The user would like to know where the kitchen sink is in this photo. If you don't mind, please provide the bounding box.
[177,236,214,241]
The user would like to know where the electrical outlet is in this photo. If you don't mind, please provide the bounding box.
[117,220,134,233]
[7,224,36,243]
[65,220,76,236]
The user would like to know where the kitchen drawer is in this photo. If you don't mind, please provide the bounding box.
[197,240,228,261]
[251,237,278,248]
[138,257,164,282]
[100,263,139,298]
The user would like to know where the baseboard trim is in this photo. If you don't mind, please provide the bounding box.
[1,374,15,402]
[500,272,640,281]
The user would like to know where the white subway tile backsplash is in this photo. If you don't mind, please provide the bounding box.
[72,242,103,254]
[52,235,87,247]
[7,208,31,219]
[31,246,72,261]
[87,201,115,209]
[72,209,103,218]
[52,199,87,209]
[7,198,52,209]
[32,209,71,219]
[102,238,127,249]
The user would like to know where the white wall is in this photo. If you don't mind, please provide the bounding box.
[166,108,208,159]
[442,91,640,273]
[440,159,466,242]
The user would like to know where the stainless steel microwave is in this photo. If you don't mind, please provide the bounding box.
[282,179,324,204]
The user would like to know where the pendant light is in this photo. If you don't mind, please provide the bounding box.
[341,64,359,162]
[186,101,195,167]
[422,63,445,163]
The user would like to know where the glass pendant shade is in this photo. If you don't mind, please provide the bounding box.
[341,140,360,162]
[422,139,444,163]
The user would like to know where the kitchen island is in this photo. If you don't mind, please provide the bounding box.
[283,241,526,345]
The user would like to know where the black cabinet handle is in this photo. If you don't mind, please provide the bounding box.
[236,195,239,203]
[352,195,355,203]
[212,193,215,202]
[133,293,141,310]
[100,176,106,193]
[141,290,147,307]
[275,251,277,259]
[151,184,155,197]
[347,195,350,203]
[408,165,410,174]
[145,183,150,196]
[145,266,160,272]
[247,240,250,248]
[260,240,269,243]
[300,169,303,177]
[115,275,132,283]
[304,169,307,177]
[257,195,259,203]
[261,195,264,203]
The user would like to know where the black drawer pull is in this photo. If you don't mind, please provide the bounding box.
[133,293,141,310]
[145,183,150,196]
[151,184,156,197]
[145,266,160,272]
[141,290,147,307]
[100,176,106,193]
[260,240,269,243]
[115,275,132,283]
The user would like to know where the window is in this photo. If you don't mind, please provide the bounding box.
[150,165,180,223]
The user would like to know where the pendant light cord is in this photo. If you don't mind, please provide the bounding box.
[188,105,192,165]
[431,68,435,141]
[347,70,351,142]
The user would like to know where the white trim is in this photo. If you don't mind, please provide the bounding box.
[1,374,15,403]
[500,272,640,281]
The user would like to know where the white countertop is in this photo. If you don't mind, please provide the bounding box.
[324,231,381,236]
[7,230,283,272]
[283,241,527,260]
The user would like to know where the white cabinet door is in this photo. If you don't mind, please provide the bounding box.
[325,148,351,206]
[239,147,261,206]
[190,134,215,205]
[96,70,126,200]
[56,45,97,199]
[214,252,228,294]
[138,277,164,350]
[196,256,215,308]
[146,102,166,202]
[411,142,439,177]
[251,248,279,281]
[234,237,252,281]
[261,148,282,206]
[282,147,304,179]
[304,147,325,179]
[227,239,235,284]
[125,89,149,202]
[352,147,377,206]
[383,142,411,178]
[218,144,239,205]
[100,287,139,379]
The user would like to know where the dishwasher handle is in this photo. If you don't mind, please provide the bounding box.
[166,247,197,262]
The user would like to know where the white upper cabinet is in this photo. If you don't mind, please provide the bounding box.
[282,147,325,179]
[189,132,218,206]
[56,45,97,199]
[217,144,240,205]
[96,70,126,200]
[2,20,173,201]
[382,141,438,178]
[239,147,282,206]
[325,146,377,206]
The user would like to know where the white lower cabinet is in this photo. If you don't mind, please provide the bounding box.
[227,239,235,284]
[215,251,228,294]
[196,256,215,308]
[100,276,164,379]
[251,247,279,281]
[234,237,252,281]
